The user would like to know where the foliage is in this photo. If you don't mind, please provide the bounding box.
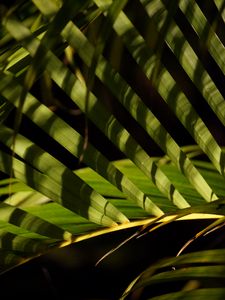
[0,0,225,298]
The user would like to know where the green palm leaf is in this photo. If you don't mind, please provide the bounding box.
[61,19,218,203]
[0,0,225,297]
[3,12,191,209]
[121,249,225,299]
[0,72,164,216]
[96,0,225,177]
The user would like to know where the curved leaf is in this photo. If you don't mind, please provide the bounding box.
[121,249,225,299]
[148,289,225,300]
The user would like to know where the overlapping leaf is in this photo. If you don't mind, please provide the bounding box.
[121,249,225,299]
[0,1,225,294]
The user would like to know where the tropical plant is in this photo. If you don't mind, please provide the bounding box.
[0,0,225,298]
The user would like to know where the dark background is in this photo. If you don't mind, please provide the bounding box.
[1,218,224,299]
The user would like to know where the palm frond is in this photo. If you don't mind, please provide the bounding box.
[0,2,225,295]
[121,248,225,299]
